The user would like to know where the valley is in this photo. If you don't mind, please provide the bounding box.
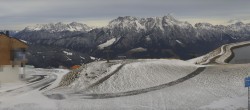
[10,15,250,68]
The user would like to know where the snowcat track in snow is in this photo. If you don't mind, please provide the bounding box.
[80,67,206,99]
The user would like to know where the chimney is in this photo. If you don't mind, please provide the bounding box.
[6,31,9,37]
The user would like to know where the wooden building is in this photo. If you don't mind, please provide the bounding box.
[0,31,28,83]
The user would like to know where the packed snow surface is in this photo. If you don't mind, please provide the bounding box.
[1,48,250,110]
[84,59,198,93]
[1,61,247,110]
[0,67,69,110]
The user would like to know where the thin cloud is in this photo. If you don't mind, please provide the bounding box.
[0,0,250,30]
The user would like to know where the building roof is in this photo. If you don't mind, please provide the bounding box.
[0,33,28,46]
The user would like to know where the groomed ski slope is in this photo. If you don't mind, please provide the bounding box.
[83,59,199,94]
[56,64,248,110]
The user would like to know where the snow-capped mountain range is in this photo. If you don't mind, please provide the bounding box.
[108,15,192,31]
[108,15,250,32]
[13,15,250,68]
[24,22,92,32]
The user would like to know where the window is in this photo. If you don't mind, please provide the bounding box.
[14,49,26,61]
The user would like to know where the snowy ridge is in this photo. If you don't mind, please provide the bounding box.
[215,41,250,63]
[195,21,250,32]
[24,22,92,32]
[108,15,192,31]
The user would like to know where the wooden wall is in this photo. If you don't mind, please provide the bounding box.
[0,34,28,65]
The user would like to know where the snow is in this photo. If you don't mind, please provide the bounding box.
[21,61,247,110]
[45,69,69,90]
[135,20,146,30]
[63,51,73,56]
[66,56,72,61]
[98,38,116,49]
[0,89,57,110]
[84,59,198,94]
[201,95,247,110]
[90,56,96,60]
[128,47,147,53]
[145,36,151,41]
[80,56,85,60]
[0,82,26,92]
[1,48,250,110]
[175,40,183,44]
[0,68,69,110]
[20,39,27,43]
[25,22,92,32]
[189,40,250,65]
[215,41,250,64]
[68,61,123,92]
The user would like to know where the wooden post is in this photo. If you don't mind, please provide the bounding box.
[106,50,110,63]
[104,48,112,63]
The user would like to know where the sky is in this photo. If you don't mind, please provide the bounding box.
[0,0,250,30]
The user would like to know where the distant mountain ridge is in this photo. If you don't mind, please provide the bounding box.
[13,15,250,68]
[108,15,192,31]
[24,22,92,32]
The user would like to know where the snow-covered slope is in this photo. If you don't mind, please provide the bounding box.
[54,59,199,94]
[98,38,116,49]
[24,22,92,32]
[1,57,250,109]
[84,59,198,94]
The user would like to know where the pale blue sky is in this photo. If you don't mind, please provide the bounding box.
[0,0,250,30]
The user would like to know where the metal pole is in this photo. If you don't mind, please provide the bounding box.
[248,87,249,110]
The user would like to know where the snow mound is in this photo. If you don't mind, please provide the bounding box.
[84,59,198,94]
[69,61,123,91]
